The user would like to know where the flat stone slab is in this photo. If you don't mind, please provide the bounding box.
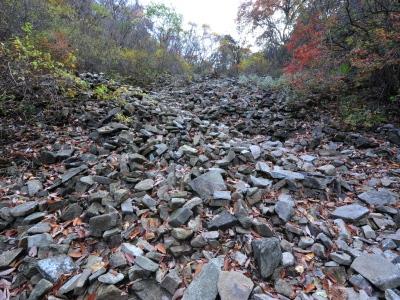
[217,271,254,300]
[189,170,226,199]
[351,254,400,290]
[358,190,397,206]
[330,204,369,222]
[182,258,223,300]
[37,255,76,283]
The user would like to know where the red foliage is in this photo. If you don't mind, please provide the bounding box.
[284,15,325,74]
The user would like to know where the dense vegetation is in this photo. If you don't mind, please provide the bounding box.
[0,0,399,126]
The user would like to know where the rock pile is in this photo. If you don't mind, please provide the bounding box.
[1,77,400,299]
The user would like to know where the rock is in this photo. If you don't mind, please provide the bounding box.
[330,251,352,266]
[135,179,155,191]
[189,170,226,199]
[269,167,305,180]
[182,258,223,300]
[317,164,336,176]
[358,190,397,206]
[169,244,192,257]
[135,256,159,272]
[252,238,282,279]
[110,252,127,268]
[298,236,314,249]
[274,279,294,298]
[172,228,194,240]
[98,272,125,284]
[27,180,43,197]
[250,176,272,188]
[217,271,254,300]
[362,225,376,239]
[282,252,295,267]
[97,122,129,135]
[130,279,171,300]
[250,145,261,159]
[61,203,83,221]
[330,204,369,222]
[0,248,23,268]
[351,254,400,290]
[89,213,118,233]
[37,255,76,282]
[207,210,238,230]
[274,194,294,222]
[169,207,193,227]
[59,273,80,294]
[27,233,53,248]
[161,270,181,294]
[10,201,38,217]
[386,289,400,300]
[28,279,53,300]
[97,285,128,300]
[61,164,88,184]
[121,243,144,257]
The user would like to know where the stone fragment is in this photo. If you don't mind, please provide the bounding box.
[252,238,282,279]
[189,170,226,199]
[274,194,294,222]
[351,254,400,290]
[37,255,76,282]
[169,207,193,227]
[331,204,369,222]
[358,190,397,206]
[217,271,254,300]
[10,202,38,217]
[0,248,23,268]
[134,179,155,191]
[28,279,53,300]
[182,258,223,300]
[207,210,238,230]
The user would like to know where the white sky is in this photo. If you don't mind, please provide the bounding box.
[140,0,244,38]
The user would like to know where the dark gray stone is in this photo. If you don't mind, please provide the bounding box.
[330,204,369,222]
[189,170,226,199]
[358,190,397,206]
[28,279,53,300]
[252,238,282,279]
[351,254,400,290]
[169,207,193,227]
[207,211,238,230]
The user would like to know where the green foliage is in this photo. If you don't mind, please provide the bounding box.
[340,96,388,129]
[115,113,133,125]
[238,74,288,90]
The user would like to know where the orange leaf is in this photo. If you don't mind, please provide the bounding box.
[155,243,166,254]
[87,293,96,300]
[304,283,316,293]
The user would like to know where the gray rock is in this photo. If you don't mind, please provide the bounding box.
[135,256,159,272]
[161,270,181,294]
[252,238,282,279]
[97,285,128,300]
[362,225,376,239]
[28,279,53,300]
[59,273,81,294]
[89,213,118,232]
[274,194,294,222]
[27,180,43,197]
[182,258,223,300]
[37,255,76,282]
[269,167,305,180]
[250,145,261,160]
[61,203,83,221]
[351,254,400,290]
[61,165,88,184]
[98,272,125,284]
[172,228,194,240]
[0,248,23,268]
[386,289,400,300]
[169,207,193,227]
[189,170,226,199]
[330,251,352,266]
[250,176,272,188]
[207,210,238,230]
[121,243,144,257]
[282,252,295,267]
[274,279,294,298]
[142,194,157,209]
[130,279,171,300]
[27,233,53,248]
[97,122,128,135]
[331,204,369,222]
[217,271,254,300]
[358,190,397,206]
[298,236,314,249]
[10,201,38,217]
[135,179,155,191]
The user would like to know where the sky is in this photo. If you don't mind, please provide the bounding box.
[140,0,244,38]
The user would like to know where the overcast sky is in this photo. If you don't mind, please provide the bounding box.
[140,0,244,38]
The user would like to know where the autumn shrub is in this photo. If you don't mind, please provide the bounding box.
[0,23,88,122]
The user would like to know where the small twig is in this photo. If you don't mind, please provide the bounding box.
[7,62,17,85]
